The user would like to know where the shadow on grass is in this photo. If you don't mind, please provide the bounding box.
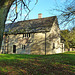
[0,52,75,75]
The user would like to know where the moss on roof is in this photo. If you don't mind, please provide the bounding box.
[5,16,57,34]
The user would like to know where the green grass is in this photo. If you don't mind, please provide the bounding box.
[0,51,75,75]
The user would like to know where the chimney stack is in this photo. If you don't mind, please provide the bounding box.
[38,13,42,18]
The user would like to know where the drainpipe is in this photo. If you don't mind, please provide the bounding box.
[45,32,46,55]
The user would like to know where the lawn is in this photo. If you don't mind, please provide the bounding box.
[0,51,75,75]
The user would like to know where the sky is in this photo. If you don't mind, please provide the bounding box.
[29,0,56,19]
[29,0,65,19]
[6,0,74,30]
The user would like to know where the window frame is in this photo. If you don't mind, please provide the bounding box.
[22,45,25,49]
[23,33,30,38]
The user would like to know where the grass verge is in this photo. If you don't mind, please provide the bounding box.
[0,51,75,75]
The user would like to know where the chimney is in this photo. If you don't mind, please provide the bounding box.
[38,13,42,18]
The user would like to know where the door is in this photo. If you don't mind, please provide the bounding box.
[13,45,16,53]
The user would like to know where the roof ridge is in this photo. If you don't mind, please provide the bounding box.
[6,16,57,25]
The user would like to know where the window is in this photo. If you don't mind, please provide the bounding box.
[23,34,24,37]
[23,33,30,38]
[29,33,30,37]
[22,45,25,49]
[25,34,26,37]
[27,34,28,37]
[53,43,55,49]
[13,45,16,53]
[5,34,7,36]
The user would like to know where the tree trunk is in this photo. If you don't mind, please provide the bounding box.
[0,0,15,53]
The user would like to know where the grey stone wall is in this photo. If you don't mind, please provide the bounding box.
[1,18,64,55]
[1,33,45,54]
[31,33,45,55]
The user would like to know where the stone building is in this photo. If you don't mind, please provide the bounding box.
[1,14,64,55]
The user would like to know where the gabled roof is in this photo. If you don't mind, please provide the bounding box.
[5,16,57,34]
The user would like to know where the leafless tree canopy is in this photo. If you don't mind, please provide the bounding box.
[6,0,38,23]
[49,0,75,29]
[0,0,38,50]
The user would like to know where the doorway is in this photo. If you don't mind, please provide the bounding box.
[13,45,16,53]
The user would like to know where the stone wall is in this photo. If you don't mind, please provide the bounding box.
[45,18,64,54]
[1,34,31,54]
[31,33,45,55]
[1,18,64,55]
[1,31,64,55]
[1,33,45,54]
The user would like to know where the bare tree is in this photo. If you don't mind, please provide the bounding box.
[0,0,38,52]
[49,0,75,29]
[59,0,75,26]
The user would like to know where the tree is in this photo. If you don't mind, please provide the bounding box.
[59,0,75,25]
[71,27,75,31]
[49,0,75,29]
[0,0,38,52]
[0,0,14,51]
[69,27,75,48]
[60,30,70,49]
[60,29,75,50]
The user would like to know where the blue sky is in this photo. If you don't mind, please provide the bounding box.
[7,0,66,21]
[27,0,66,19]
[6,0,74,30]
[29,0,56,19]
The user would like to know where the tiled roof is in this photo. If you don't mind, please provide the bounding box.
[5,16,57,34]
